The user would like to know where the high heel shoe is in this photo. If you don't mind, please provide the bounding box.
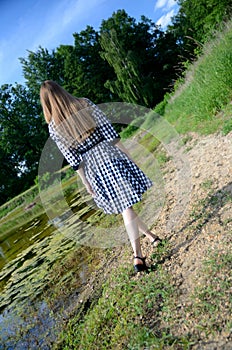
[133,256,147,273]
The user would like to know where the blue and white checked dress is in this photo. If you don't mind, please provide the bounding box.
[49,99,153,214]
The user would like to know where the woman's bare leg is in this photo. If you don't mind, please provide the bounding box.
[122,207,144,266]
[137,216,160,243]
[124,206,159,242]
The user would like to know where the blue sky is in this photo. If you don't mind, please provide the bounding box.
[0,0,179,86]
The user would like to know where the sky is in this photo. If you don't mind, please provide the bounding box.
[0,0,179,86]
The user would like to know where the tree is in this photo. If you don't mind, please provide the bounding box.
[0,84,48,203]
[100,29,146,105]
[19,47,65,93]
[57,26,117,103]
[0,146,19,204]
[170,0,232,57]
[99,10,181,107]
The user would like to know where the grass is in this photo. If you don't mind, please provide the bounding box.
[192,251,232,331]
[0,165,76,223]
[161,20,232,135]
[12,235,230,348]
[56,166,232,349]
[138,132,160,153]
[0,184,39,221]
[159,247,232,346]
[58,263,191,350]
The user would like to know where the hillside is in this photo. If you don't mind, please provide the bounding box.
[55,22,232,347]
[54,129,231,349]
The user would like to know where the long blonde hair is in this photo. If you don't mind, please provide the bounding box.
[40,80,96,144]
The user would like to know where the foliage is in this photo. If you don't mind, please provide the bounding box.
[57,26,117,103]
[19,47,65,93]
[99,10,181,107]
[154,93,171,116]
[0,83,47,204]
[169,0,232,58]
[164,20,232,134]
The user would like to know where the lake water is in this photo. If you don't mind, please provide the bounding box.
[0,187,100,347]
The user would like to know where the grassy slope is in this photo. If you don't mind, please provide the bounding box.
[156,21,232,136]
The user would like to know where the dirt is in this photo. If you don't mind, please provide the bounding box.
[141,130,232,348]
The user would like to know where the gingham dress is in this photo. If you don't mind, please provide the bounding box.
[49,99,153,214]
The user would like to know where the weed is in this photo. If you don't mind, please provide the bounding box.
[200,179,214,190]
[181,135,193,145]
[58,265,179,349]
[222,118,232,135]
[189,250,232,338]
[156,151,171,165]
[163,20,232,135]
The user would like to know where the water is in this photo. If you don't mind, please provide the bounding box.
[0,190,95,347]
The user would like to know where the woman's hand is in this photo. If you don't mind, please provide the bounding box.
[83,180,96,197]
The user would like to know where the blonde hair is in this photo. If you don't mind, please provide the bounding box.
[40,80,96,143]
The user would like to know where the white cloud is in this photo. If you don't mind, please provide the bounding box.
[155,0,167,10]
[156,9,175,28]
[167,0,176,10]
[31,0,106,51]
[154,0,176,11]
[62,0,103,27]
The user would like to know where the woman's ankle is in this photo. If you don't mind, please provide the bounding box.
[144,230,158,242]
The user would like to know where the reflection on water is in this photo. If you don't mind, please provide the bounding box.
[0,212,56,269]
[0,260,90,349]
[0,300,57,349]
[0,191,95,347]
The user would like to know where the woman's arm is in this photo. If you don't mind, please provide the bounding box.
[76,167,95,196]
[114,140,134,162]
[76,166,87,184]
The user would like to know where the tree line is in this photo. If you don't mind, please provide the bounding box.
[0,0,231,205]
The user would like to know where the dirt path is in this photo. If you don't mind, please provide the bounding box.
[140,130,232,348]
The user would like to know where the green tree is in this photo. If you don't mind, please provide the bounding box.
[0,147,19,204]
[57,25,117,103]
[0,84,48,203]
[170,0,232,56]
[20,46,65,93]
[100,29,146,105]
[99,10,181,107]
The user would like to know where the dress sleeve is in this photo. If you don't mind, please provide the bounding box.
[85,99,120,143]
[49,124,83,170]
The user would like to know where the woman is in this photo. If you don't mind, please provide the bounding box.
[40,80,161,272]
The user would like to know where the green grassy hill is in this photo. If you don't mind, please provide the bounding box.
[154,20,232,136]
